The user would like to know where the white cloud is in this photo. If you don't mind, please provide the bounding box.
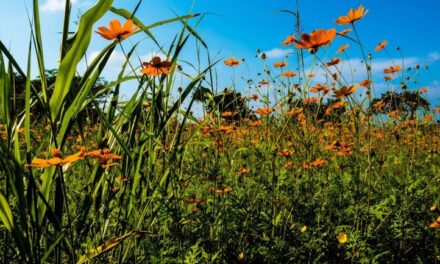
[88,50,126,68]
[428,52,440,62]
[263,48,294,59]
[41,0,78,12]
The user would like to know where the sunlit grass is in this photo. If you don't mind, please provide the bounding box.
[0,1,439,263]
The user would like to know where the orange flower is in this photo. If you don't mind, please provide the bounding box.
[336,44,349,54]
[86,148,122,163]
[326,140,352,156]
[335,5,367,25]
[285,107,303,116]
[325,57,341,67]
[208,186,233,195]
[254,107,274,116]
[373,100,385,110]
[96,19,138,41]
[282,35,296,46]
[259,80,270,86]
[375,40,387,52]
[310,84,331,94]
[359,79,371,88]
[337,28,352,36]
[274,61,287,68]
[221,111,235,118]
[307,72,315,78]
[250,94,259,100]
[217,125,235,134]
[249,120,262,127]
[332,85,357,98]
[237,166,251,175]
[141,57,173,76]
[282,71,297,77]
[303,157,327,169]
[27,148,87,168]
[276,149,295,157]
[419,87,429,93]
[430,216,440,228]
[383,65,401,74]
[384,75,393,81]
[295,28,337,54]
[304,97,319,105]
[325,101,345,115]
[224,57,241,66]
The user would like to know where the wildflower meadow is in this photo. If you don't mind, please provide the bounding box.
[0,0,439,263]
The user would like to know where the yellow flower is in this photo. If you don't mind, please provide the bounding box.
[337,232,348,244]
[300,225,307,233]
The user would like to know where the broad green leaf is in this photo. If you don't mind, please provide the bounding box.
[50,0,114,121]
[0,192,13,232]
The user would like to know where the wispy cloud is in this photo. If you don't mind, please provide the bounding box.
[263,48,293,59]
[306,57,420,84]
[41,0,78,12]
[428,51,440,62]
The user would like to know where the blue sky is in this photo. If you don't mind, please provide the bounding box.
[1,0,439,105]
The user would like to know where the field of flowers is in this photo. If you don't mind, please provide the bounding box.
[0,0,439,263]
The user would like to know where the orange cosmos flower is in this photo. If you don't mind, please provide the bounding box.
[224,57,241,66]
[208,186,233,195]
[282,71,297,77]
[335,5,368,25]
[274,61,287,68]
[326,140,352,156]
[359,79,371,88]
[285,107,303,116]
[338,28,352,36]
[303,157,327,169]
[332,85,357,98]
[217,125,235,134]
[250,94,259,100]
[304,97,319,105]
[254,107,274,116]
[419,87,429,93]
[96,19,138,41]
[375,40,387,52]
[249,120,262,127]
[221,111,235,118]
[28,148,87,168]
[295,28,337,54]
[430,216,440,228]
[325,58,341,67]
[259,80,270,86]
[336,44,349,54]
[384,75,393,81]
[86,148,121,163]
[373,100,385,110]
[276,149,295,157]
[282,35,296,46]
[383,65,401,74]
[310,84,331,94]
[141,57,173,76]
[325,101,345,115]
[237,166,251,175]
